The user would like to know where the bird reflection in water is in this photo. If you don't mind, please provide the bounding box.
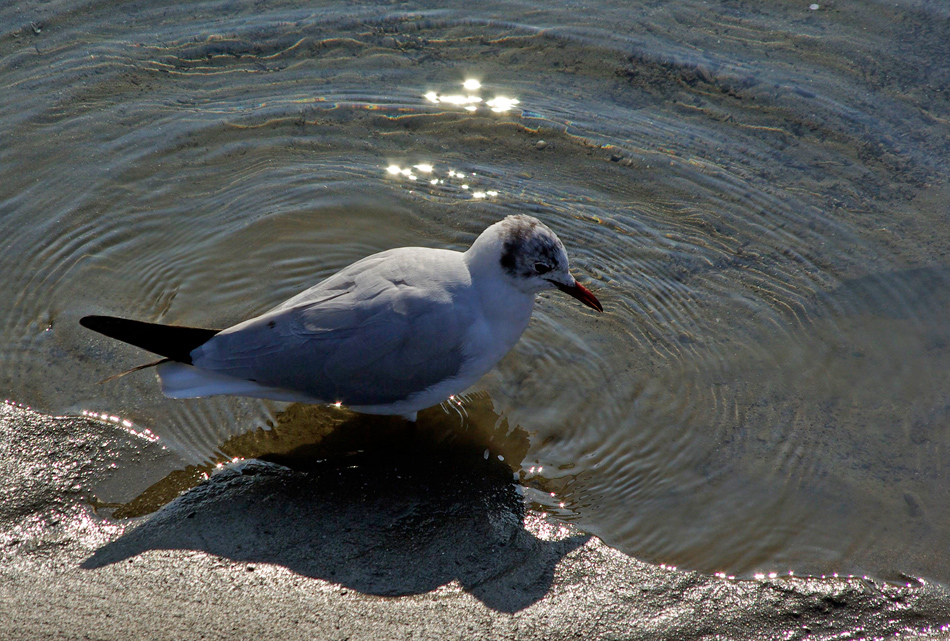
[98,391,530,519]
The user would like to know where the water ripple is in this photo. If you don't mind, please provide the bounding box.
[2,0,949,585]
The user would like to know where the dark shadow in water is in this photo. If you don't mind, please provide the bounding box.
[82,394,589,613]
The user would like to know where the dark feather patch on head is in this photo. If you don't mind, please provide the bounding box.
[498,215,565,279]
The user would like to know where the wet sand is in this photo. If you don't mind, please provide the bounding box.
[2,402,948,640]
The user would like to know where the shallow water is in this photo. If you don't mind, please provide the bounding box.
[2,0,950,583]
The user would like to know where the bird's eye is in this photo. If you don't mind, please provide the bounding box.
[534,263,552,275]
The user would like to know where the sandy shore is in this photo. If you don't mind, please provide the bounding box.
[1,402,948,640]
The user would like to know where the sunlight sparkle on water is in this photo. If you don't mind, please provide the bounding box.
[214,457,244,470]
[384,164,499,200]
[81,409,158,442]
[486,96,520,113]
[425,91,481,106]
[424,80,519,114]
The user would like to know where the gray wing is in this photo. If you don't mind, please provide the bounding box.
[191,249,473,407]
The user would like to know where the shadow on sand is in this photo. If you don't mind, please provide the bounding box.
[82,395,589,613]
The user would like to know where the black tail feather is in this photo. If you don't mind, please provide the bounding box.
[80,315,221,364]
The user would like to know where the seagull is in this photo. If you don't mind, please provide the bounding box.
[80,214,603,421]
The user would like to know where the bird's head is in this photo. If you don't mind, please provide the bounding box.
[468,215,603,312]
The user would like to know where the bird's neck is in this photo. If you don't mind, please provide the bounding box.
[464,261,533,326]
[463,228,536,326]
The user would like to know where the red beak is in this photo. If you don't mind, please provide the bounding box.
[550,278,604,312]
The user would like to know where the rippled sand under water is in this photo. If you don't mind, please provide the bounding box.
[2,0,950,584]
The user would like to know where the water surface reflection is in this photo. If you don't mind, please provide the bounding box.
[100,393,528,519]
[2,0,949,585]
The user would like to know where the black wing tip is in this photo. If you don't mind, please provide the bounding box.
[80,315,109,330]
[79,314,221,363]
[79,314,144,338]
